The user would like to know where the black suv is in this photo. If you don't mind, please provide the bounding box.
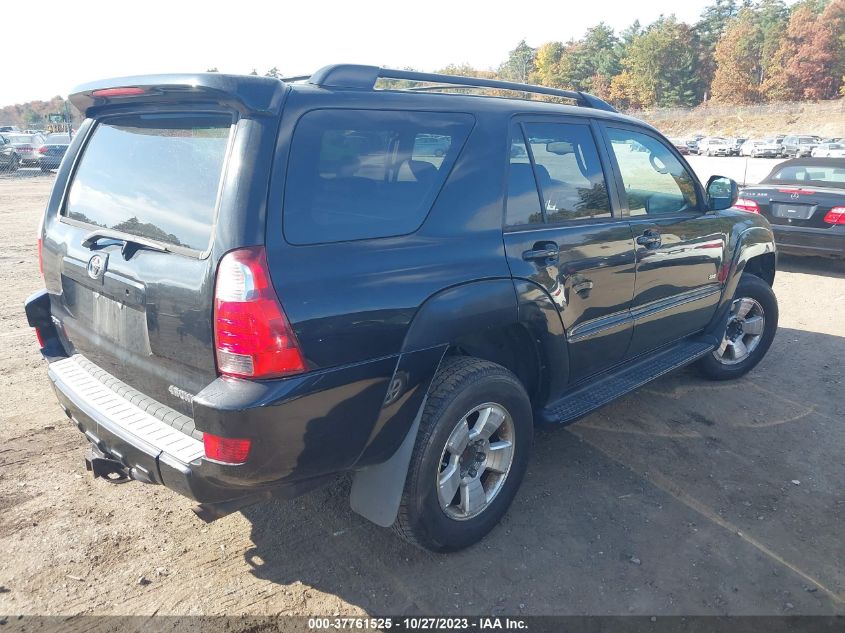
[25,66,778,552]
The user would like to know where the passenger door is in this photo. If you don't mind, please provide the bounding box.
[601,124,724,357]
[503,118,637,384]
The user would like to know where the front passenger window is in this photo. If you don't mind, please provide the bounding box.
[607,128,699,216]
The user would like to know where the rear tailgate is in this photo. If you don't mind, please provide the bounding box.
[39,75,287,417]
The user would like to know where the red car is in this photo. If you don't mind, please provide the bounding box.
[669,138,690,155]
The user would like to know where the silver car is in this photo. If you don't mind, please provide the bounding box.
[811,142,845,158]
[699,137,732,156]
[6,133,45,165]
[740,138,781,158]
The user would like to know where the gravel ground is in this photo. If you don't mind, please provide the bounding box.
[0,168,843,618]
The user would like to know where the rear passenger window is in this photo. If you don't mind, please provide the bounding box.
[505,121,611,227]
[284,110,473,244]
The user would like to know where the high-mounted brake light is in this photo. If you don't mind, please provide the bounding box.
[734,198,760,213]
[203,433,251,465]
[823,207,845,225]
[213,246,305,379]
[778,188,815,195]
[91,87,146,98]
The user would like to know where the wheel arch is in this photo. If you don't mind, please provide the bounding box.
[706,223,777,338]
[349,277,569,527]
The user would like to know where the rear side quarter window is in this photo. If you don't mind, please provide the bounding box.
[283,109,474,244]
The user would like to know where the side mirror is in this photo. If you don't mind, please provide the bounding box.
[707,175,738,211]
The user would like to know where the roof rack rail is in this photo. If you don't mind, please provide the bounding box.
[306,64,617,113]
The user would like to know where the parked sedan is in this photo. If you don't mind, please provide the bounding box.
[668,138,690,154]
[740,138,781,158]
[728,137,747,156]
[6,133,45,165]
[699,137,732,156]
[737,157,845,258]
[811,143,845,158]
[0,134,21,171]
[39,133,71,172]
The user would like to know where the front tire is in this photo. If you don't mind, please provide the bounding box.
[393,356,533,552]
[697,273,778,381]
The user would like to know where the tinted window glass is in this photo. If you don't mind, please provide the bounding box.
[284,110,473,244]
[607,128,699,215]
[65,113,232,251]
[769,164,845,186]
[524,122,611,222]
[505,127,542,226]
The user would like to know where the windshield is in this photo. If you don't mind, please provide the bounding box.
[64,113,233,251]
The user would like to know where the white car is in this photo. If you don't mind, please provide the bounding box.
[740,138,781,158]
[6,133,45,165]
[698,137,732,156]
[811,142,845,158]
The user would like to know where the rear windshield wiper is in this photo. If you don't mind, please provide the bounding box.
[82,229,171,259]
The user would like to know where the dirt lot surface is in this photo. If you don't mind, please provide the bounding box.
[1,169,843,618]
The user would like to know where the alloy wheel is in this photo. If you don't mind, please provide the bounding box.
[713,297,766,365]
[437,403,515,521]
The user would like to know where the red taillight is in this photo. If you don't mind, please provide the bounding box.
[735,198,760,213]
[91,87,146,98]
[35,327,45,348]
[203,433,251,465]
[38,146,48,154]
[778,188,815,195]
[213,246,305,379]
[823,207,845,225]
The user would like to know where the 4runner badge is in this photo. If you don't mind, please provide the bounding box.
[86,254,107,281]
[168,385,194,403]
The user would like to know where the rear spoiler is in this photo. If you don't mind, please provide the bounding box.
[69,73,288,118]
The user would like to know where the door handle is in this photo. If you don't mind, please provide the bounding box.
[636,230,662,249]
[522,242,559,262]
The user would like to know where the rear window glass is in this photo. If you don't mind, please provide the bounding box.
[65,113,232,251]
[768,164,845,187]
[283,109,474,244]
[47,134,70,144]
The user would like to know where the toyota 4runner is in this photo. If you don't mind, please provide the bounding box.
[25,66,778,552]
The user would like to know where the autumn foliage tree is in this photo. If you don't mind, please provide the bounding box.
[711,10,762,104]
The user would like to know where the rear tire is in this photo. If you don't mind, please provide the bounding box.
[393,356,533,552]
[697,273,778,381]
[9,156,19,172]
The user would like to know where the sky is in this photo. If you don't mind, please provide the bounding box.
[3,0,721,106]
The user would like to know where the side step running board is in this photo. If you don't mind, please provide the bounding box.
[539,339,715,426]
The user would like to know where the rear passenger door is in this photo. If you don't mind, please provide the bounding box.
[503,117,637,384]
[601,124,724,357]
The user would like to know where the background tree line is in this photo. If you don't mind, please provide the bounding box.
[212,0,843,111]
[448,0,843,109]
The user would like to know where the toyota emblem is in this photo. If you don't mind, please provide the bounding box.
[87,254,107,280]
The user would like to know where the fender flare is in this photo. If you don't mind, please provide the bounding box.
[351,279,517,526]
[706,224,776,338]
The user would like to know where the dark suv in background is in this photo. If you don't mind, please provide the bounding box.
[781,135,819,158]
[26,66,778,552]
